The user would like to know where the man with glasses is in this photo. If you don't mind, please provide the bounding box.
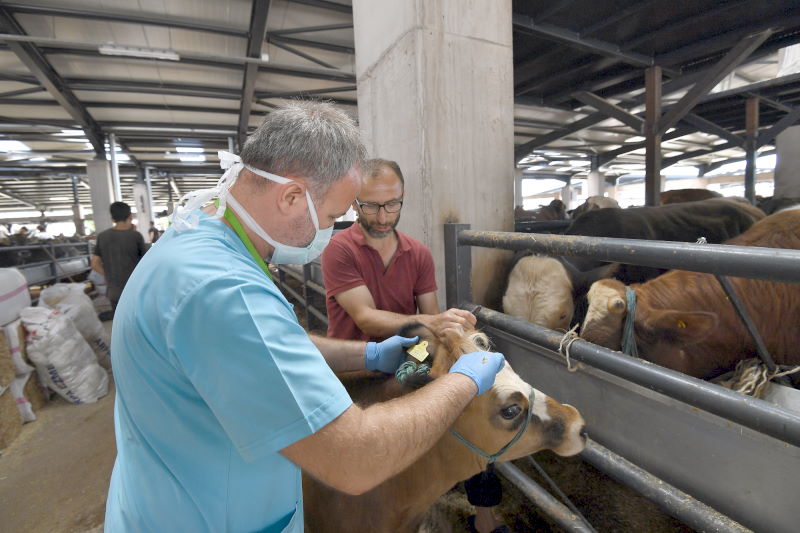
[321,158,507,532]
[321,158,476,341]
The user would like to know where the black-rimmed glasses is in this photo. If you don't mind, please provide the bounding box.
[356,199,403,215]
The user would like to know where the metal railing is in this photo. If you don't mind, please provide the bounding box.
[444,222,800,533]
[273,262,328,329]
[0,242,92,286]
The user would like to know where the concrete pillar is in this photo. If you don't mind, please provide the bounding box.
[514,168,524,209]
[353,0,514,308]
[587,169,604,197]
[132,183,152,242]
[775,125,800,197]
[87,160,114,232]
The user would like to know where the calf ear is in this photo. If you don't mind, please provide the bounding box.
[642,310,718,345]
[396,322,439,389]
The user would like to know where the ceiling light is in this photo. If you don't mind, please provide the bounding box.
[0,140,31,152]
[54,129,85,136]
[624,136,646,143]
[28,157,47,162]
[179,155,207,162]
[176,147,204,153]
[49,196,69,201]
[98,44,180,61]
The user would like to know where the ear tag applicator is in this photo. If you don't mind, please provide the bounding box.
[406,340,430,362]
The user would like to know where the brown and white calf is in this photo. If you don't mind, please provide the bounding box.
[580,210,800,379]
[303,323,586,533]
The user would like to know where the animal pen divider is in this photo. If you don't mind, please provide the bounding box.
[444,223,800,533]
[273,262,328,329]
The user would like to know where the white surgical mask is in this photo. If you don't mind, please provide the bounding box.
[172,150,333,265]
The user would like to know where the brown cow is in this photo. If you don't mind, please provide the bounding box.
[660,188,721,204]
[580,210,800,379]
[303,323,586,533]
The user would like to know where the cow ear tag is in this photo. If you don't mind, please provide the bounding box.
[406,340,430,362]
[677,320,687,329]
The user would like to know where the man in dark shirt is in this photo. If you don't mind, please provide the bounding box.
[92,201,147,313]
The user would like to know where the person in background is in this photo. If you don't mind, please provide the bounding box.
[91,201,146,314]
[320,159,508,533]
[148,221,160,244]
[35,224,54,240]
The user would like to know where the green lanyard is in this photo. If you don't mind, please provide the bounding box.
[216,199,273,280]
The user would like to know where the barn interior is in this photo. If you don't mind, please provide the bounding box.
[1,1,800,532]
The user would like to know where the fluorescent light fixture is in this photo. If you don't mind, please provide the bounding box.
[0,140,31,152]
[49,196,69,201]
[98,44,180,61]
[54,129,84,136]
[28,157,47,162]
[106,153,130,162]
[179,154,207,162]
[175,147,204,153]
[624,136,646,143]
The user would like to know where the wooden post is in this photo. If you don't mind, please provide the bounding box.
[744,97,759,203]
[645,66,662,206]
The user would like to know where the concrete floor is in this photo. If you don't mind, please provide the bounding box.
[0,316,115,533]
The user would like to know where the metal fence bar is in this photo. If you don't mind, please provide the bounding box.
[274,264,329,327]
[465,304,800,448]
[444,223,472,308]
[455,228,800,283]
[495,462,595,533]
[579,439,753,533]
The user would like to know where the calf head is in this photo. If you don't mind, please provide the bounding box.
[502,255,574,331]
[582,278,719,373]
[397,322,586,462]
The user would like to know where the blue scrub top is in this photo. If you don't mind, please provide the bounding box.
[104,211,353,533]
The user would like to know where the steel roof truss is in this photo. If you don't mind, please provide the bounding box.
[571,91,644,132]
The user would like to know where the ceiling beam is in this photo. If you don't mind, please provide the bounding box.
[661,141,739,169]
[267,38,336,69]
[512,13,679,76]
[596,127,692,167]
[270,23,352,36]
[287,0,352,14]
[681,113,744,147]
[657,29,773,136]
[238,0,271,149]
[571,91,643,131]
[514,112,606,161]
[0,3,247,37]
[268,34,353,55]
[757,105,800,146]
[0,8,105,156]
[0,185,43,210]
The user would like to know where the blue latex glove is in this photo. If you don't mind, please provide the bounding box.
[365,335,420,373]
[449,352,505,395]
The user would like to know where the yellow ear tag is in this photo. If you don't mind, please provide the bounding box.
[406,340,430,362]
[677,320,687,329]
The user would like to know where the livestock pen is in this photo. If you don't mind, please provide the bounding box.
[444,223,800,533]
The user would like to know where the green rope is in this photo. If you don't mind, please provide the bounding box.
[395,360,431,385]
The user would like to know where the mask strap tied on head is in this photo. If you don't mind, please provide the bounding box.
[170,150,332,265]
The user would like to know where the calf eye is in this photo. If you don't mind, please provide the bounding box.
[500,404,522,420]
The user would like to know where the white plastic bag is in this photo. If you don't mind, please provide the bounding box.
[38,283,111,363]
[21,307,108,404]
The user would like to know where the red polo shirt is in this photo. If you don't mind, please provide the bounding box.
[321,223,437,341]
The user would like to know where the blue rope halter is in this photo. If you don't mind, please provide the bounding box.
[449,387,536,464]
[621,286,639,358]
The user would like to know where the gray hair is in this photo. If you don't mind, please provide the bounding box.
[362,158,404,186]
[240,100,365,196]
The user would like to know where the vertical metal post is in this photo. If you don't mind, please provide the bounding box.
[561,175,572,210]
[71,175,85,236]
[144,167,155,220]
[444,223,472,308]
[644,66,662,207]
[50,242,58,282]
[302,263,312,328]
[745,97,759,204]
[228,136,236,153]
[108,133,122,202]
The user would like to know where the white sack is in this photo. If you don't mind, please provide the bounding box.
[38,283,111,363]
[21,307,108,404]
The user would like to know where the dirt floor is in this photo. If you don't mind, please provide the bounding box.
[0,319,114,533]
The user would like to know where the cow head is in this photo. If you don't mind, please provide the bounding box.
[397,322,586,462]
[581,279,719,373]
[502,255,574,331]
